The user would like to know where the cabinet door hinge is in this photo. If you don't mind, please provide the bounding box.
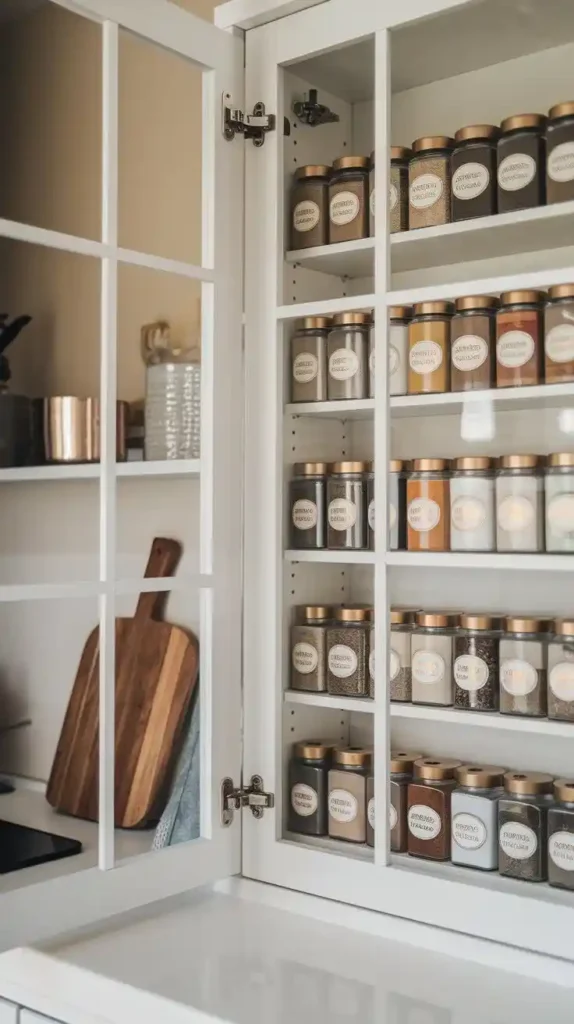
[221,775,275,825]
[222,93,276,147]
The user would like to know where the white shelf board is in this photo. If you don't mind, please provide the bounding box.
[283,830,374,862]
[286,398,374,420]
[285,549,375,564]
[390,382,574,418]
[284,690,374,713]
[286,237,374,279]
[387,552,573,572]
[0,460,200,484]
[388,265,574,308]
[391,703,574,738]
[118,459,200,479]
[277,294,375,321]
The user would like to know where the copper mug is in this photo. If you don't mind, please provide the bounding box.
[40,397,127,463]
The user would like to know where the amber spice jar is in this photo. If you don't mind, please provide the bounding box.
[408,301,453,394]
[407,458,450,552]
[407,758,462,861]
[545,285,574,384]
[496,290,545,388]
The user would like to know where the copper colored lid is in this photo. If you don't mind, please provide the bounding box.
[332,311,371,326]
[334,606,372,623]
[499,453,540,469]
[548,284,574,301]
[459,613,498,630]
[300,605,332,620]
[454,124,500,143]
[332,155,370,170]
[390,750,422,773]
[554,778,574,802]
[389,305,412,320]
[294,164,331,180]
[414,757,462,781]
[293,461,328,475]
[389,459,405,472]
[390,608,416,625]
[296,316,332,330]
[504,771,553,796]
[500,290,546,305]
[456,764,505,788]
[412,136,454,153]
[455,295,499,312]
[504,616,543,633]
[333,746,372,767]
[549,102,574,120]
[390,146,412,160]
[415,612,455,628]
[295,741,333,759]
[330,461,370,474]
[548,452,574,467]
[452,456,493,471]
[412,458,448,471]
[500,113,546,132]
[552,619,574,637]
[413,300,454,316]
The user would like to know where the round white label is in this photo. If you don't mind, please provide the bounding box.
[409,172,443,210]
[451,496,486,533]
[369,648,375,680]
[389,344,400,375]
[496,330,535,368]
[545,323,574,364]
[291,783,318,817]
[407,497,441,533]
[293,200,320,233]
[389,503,397,529]
[500,658,538,696]
[369,347,375,375]
[389,803,398,830]
[408,804,442,841]
[548,494,574,537]
[370,188,376,217]
[368,797,375,830]
[292,499,317,531]
[497,495,534,532]
[329,348,360,381]
[409,340,443,375]
[412,650,445,685]
[330,191,360,226]
[549,831,574,871]
[328,644,358,679]
[498,153,536,192]
[368,499,375,531]
[454,654,489,691]
[329,788,358,823]
[452,162,490,201]
[389,183,397,211]
[499,821,537,860]
[550,663,574,703]
[328,497,357,531]
[451,334,488,372]
[548,142,574,183]
[292,642,318,675]
[452,812,487,851]
[390,649,400,681]
[293,352,318,384]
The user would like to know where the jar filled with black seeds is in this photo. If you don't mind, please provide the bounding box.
[390,609,416,702]
[327,461,368,550]
[327,606,372,697]
[499,617,547,718]
[290,605,333,693]
[498,771,553,883]
[288,741,333,837]
[289,462,327,549]
[548,779,574,890]
[390,146,411,233]
[547,619,574,722]
[454,614,500,712]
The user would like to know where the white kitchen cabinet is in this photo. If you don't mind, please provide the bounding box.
[0,998,18,1024]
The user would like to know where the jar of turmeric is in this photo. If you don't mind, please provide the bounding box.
[407,458,450,552]
[408,301,454,394]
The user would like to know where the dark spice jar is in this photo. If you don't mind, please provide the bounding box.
[329,155,370,244]
[290,164,330,250]
[390,146,411,234]
[547,618,574,722]
[290,316,330,403]
[327,606,372,698]
[409,136,454,230]
[454,614,500,712]
[407,758,461,861]
[498,771,553,883]
[548,779,574,890]
[327,461,368,550]
[546,101,574,205]
[451,295,498,392]
[288,741,333,837]
[386,751,422,853]
[496,290,545,388]
[451,124,499,222]
[289,462,327,550]
[544,284,574,384]
[497,113,546,213]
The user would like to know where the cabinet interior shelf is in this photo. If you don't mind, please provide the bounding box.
[387,552,572,571]
[285,399,374,420]
[284,550,375,564]
[284,690,374,713]
[0,460,201,483]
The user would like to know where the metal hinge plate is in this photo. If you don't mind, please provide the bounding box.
[222,93,276,147]
[221,775,275,825]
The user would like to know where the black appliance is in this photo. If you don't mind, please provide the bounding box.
[0,818,82,874]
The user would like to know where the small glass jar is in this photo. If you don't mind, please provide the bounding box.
[327,461,368,550]
[548,779,574,890]
[368,615,375,700]
[288,741,333,837]
[290,317,330,403]
[411,612,456,707]
[290,164,330,250]
[327,312,370,401]
[289,462,327,550]
[369,151,375,236]
[328,155,370,244]
[546,101,574,206]
[366,463,375,550]
[327,606,372,698]
[328,747,372,843]
[390,608,416,702]
[498,771,553,882]
[547,619,574,722]
[388,459,407,551]
[545,452,574,552]
[451,124,499,222]
[496,454,543,553]
[544,285,574,384]
[368,315,375,398]
[451,295,498,392]
[450,456,495,552]
[389,306,411,396]
[407,758,461,861]
[408,136,454,230]
[387,751,422,853]
[451,765,505,871]
[454,614,500,712]
[407,458,450,553]
[499,617,547,718]
[497,113,546,214]
[390,146,411,233]
[496,290,545,388]
[408,301,453,395]
[290,605,333,693]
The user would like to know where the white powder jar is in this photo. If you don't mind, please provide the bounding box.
[450,456,495,552]
[411,612,455,706]
[545,452,574,553]
[388,307,411,397]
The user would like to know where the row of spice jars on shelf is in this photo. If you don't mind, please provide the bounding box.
[290,312,374,404]
[291,605,374,699]
[290,461,375,551]
[290,155,373,251]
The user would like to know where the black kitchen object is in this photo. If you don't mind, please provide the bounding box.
[0,314,35,468]
[0,818,82,875]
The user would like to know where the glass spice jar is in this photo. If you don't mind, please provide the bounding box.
[451,765,505,871]
[451,296,498,392]
[289,462,327,550]
[290,164,330,250]
[546,101,574,206]
[545,452,574,552]
[498,771,553,883]
[408,136,454,230]
[288,741,333,837]
[368,614,375,699]
[547,619,574,722]
[389,306,411,396]
[366,463,375,550]
[290,605,333,693]
[411,612,456,706]
[389,459,407,551]
[390,146,411,234]
[407,458,450,553]
[407,758,462,861]
[327,461,368,550]
[454,614,500,712]
[369,151,375,236]
[290,317,330,403]
[328,155,370,244]
[496,454,544,553]
[548,779,574,890]
[368,316,375,398]
[327,312,370,401]
[450,456,495,552]
[451,124,499,222]
[496,290,545,388]
[497,113,547,214]
[390,609,416,702]
[327,606,372,698]
[408,301,453,395]
[385,751,422,853]
[544,285,574,384]
[328,747,372,843]
[499,617,547,718]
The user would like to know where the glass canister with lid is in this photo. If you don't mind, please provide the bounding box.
[290,605,333,693]
[328,747,372,843]
[289,462,327,550]
[548,779,574,890]
[411,612,456,706]
[389,306,411,396]
[327,461,368,550]
[546,101,574,205]
[408,301,453,395]
[408,136,454,229]
[451,124,499,222]
[544,285,574,384]
[498,771,553,882]
[451,765,505,871]
[497,113,547,214]
[496,454,544,553]
[328,155,370,244]
[499,617,547,718]
[387,750,422,853]
[390,608,416,702]
[547,619,574,723]
[450,456,495,552]
[545,452,574,552]
[407,458,450,552]
[451,296,498,392]
[290,317,330,403]
[407,758,462,861]
[327,312,370,400]
[496,290,545,388]
[389,459,407,551]
[389,146,411,233]
[288,741,333,837]
[327,606,372,698]
[290,164,330,249]
[454,614,500,712]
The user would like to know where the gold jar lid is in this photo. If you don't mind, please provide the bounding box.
[300,605,332,620]
[412,136,454,153]
[332,155,370,171]
[415,612,455,628]
[334,606,373,623]
[498,454,540,469]
[333,746,372,767]
[295,741,333,760]
[390,459,405,472]
[454,295,499,312]
[548,284,574,301]
[294,164,331,180]
[330,460,370,474]
[390,750,422,773]
[390,608,416,625]
[332,311,371,326]
[413,300,454,316]
[552,619,574,637]
[548,452,574,467]
[459,613,499,630]
[549,102,574,120]
[500,113,546,132]
[554,778,574,802]
[296,316,332,331]
[390,146,412,160]
[456,764,505,788]
[500,290,546,305]
[454,124,500,143]
[504,616,543,633]
[412,458,449,472]
[504,771,553,796]
[389,305,412,320]
[293,461,328,475]
[414,757,462,781]
[452,456,493,471]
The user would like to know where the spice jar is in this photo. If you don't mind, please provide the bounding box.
[451,296,498,392]
[407,758,461,861]
[288,741,333,837]
[327,606,372,698]
[548,779,574,890]
[408,301,453,395]
[496,454,544,553]
[369,151,375,236]
[454,614,500,712]
[451,125,499,222]
[408,136,454,230]
[386,751,422,853]
[545,452,574,552]
[497,114,546,214]
[411,612,455,706]
[451,765,505,871]
[290,606,333,693]
[366,463,375,550]
[368,615,375,699]
[390,147,411,234]
[290,164,330,250]
[327,312,370,401]
[328,156,370,244]
[496,290,545,388]
[498,771,553,883]
[389,459,407,552]
[389,306,411,396]
[368,317,375,398]
[327,461,368,550]
[407,458,450,553]
[289,462,327,550]
[544,285,574,384]
[499,617,547,718]
[450,456,495,552]
[547,619,574,722]
[546,102,574,205]
[290,317,330,403]
[390,609,415,702]
[328,747,372,843]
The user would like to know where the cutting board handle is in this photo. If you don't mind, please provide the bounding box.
[135,537,182,621]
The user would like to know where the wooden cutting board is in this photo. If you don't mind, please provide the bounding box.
[47,538,198,829]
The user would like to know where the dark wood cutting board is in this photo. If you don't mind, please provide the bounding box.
[47,538,198,829]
